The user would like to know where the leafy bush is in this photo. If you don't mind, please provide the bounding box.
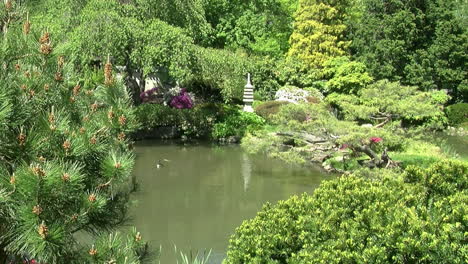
[254,101,290,122]
[212,111,265,139]
[273,103,333,126]
[445,103,468,126]
[190,46,250,101]
[135,103,265,139]
[322,56,373,94]
[135,103,222,138]
[250,56,283,100]
[225,160,467,263]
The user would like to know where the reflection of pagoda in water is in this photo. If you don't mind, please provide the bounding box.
[241,153,252,192]
[243,73,254,112]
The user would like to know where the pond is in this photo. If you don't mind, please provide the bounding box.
[129,140,333,263]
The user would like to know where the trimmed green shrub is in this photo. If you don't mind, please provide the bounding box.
[225,160,467,264]
[446,103,468,126]
[254,101,290,122]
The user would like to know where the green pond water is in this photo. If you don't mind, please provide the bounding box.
[129,140,333,263]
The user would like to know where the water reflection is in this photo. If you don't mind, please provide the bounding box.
[129,140,333,263]
[241,153,251,192]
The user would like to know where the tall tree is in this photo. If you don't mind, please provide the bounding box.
[352,0,467,101]
[288,0,351,69]
[133,0,211,44]
[205,0,296,55]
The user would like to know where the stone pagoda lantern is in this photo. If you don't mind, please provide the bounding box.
[243,73,254,112]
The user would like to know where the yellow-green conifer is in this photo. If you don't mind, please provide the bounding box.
[288,0,350,69]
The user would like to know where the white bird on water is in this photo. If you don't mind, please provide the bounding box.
[156,159,171,169]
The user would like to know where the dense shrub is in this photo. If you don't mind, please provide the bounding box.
[190,46,250,101]
[254,101,290,122]
[135,103,265,139]
[135,103,223,138]
[225,160,467,264]
[212,111,265,139]
[250,57,283,100]
[273,103,332,125]
[445,103,468,126]
[322,56,373,94]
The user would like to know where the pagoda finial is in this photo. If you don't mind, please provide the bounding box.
[245,73,254,89]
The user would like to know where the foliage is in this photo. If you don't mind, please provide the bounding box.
[288,0,351,69]
[322,56,373,94]
[249,56,283,100]
[326,80,450,129]
[212,111,265,140]
[169,89,194,109]
[135,103,223,139]
[21,0,86,42]
[0,17,143,262]
[83,229,147,263]
[65,0,131,66]
[351,0,468,101]
[129,18,194,81]
[134,0,211,44]
[175,247,212,264]
[225,159,468,263]
[205,0,296,55]
[445,103,468,126]
[248,101,408,167]
[136,103,265,140]
[190,46,250,101]
[276,58,321,88]
[254,101,291,122]
[389,140,452,168]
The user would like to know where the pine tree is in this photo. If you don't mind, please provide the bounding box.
[0,3,145,263]
[288,0,351,69]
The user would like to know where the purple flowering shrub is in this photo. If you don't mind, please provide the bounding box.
[169,88,193,109]
[140,87,158,103]
[139,84,194,109]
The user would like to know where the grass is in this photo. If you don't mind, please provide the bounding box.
[389,139,462,168]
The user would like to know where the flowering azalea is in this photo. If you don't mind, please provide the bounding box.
[140,87,158,102]
[370,137,383,143]
[170,88,193,109]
